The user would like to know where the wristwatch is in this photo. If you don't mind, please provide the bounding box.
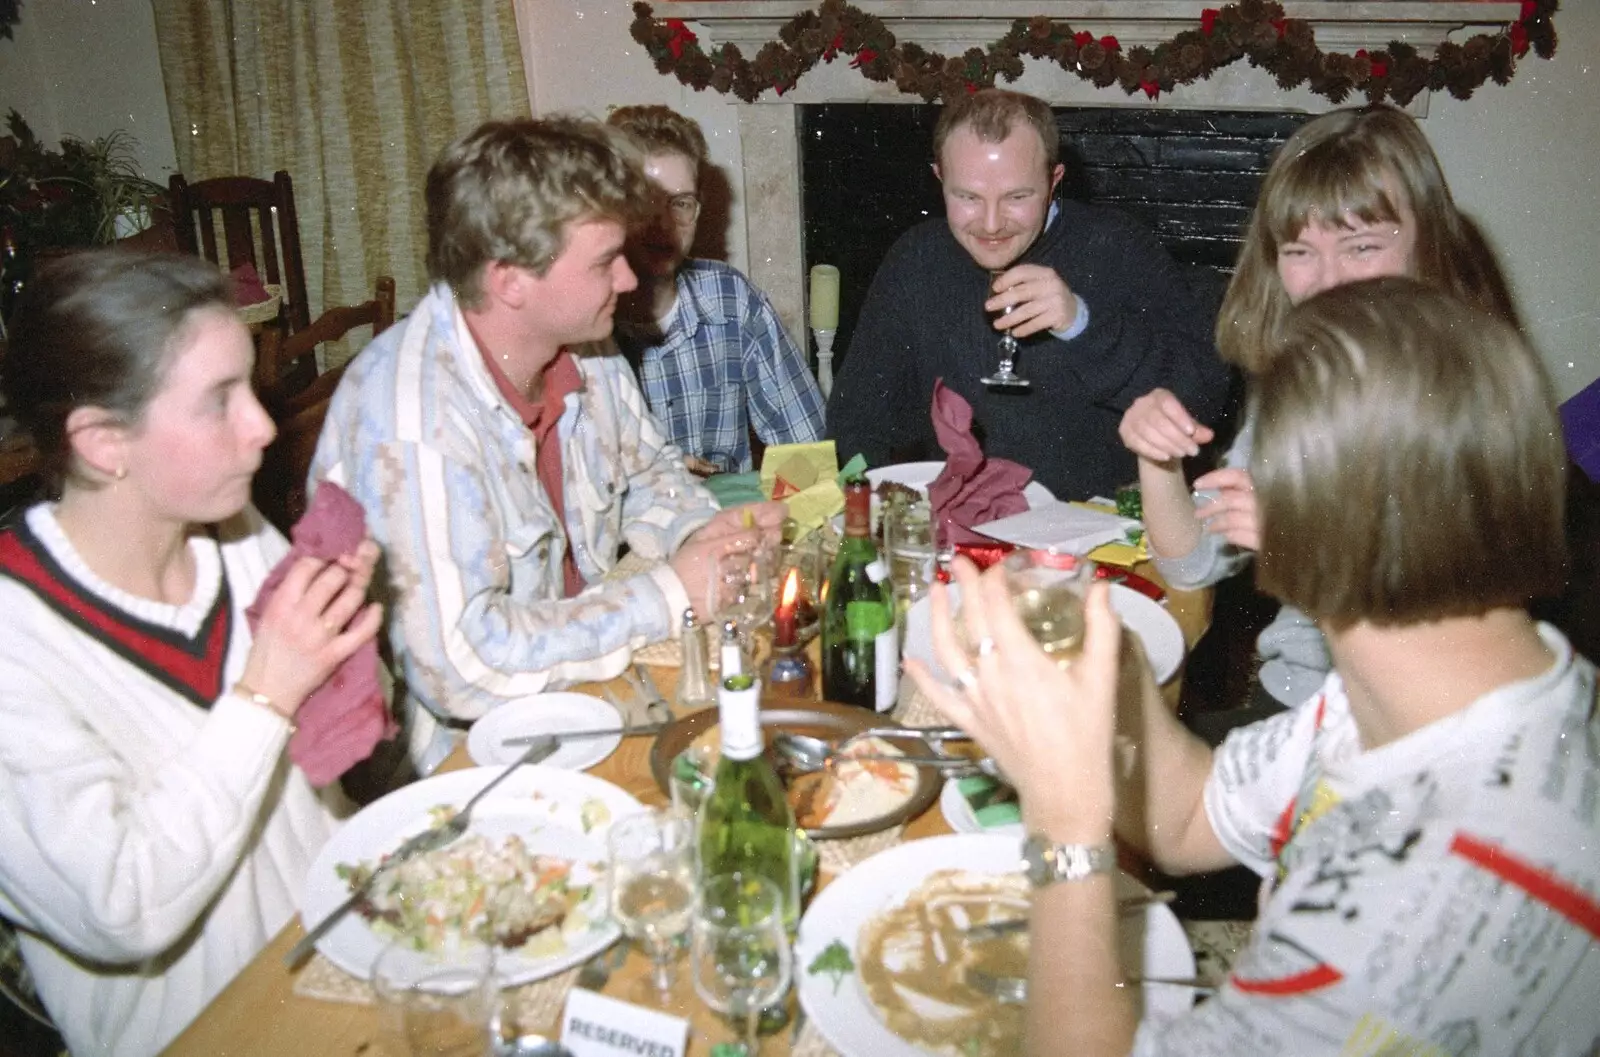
[1021,835,1115,887]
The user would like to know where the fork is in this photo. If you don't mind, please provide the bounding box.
[966,968,1214,1003]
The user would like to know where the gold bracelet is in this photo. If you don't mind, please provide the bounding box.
[234,681,297,735]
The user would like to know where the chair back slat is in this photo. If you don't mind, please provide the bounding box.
[167,170,311,333]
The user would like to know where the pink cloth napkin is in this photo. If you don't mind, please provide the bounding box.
[229,262,271,307]
[245,483,395,786]
[927,379,1033,548]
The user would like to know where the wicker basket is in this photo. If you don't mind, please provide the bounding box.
[235,283,284,327]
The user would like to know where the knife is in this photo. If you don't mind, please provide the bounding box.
[626,664,673,724]
[284,737,559,969]
[501,721,669,749]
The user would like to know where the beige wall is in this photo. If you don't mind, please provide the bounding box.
[517,0,1600,402]
[0,0,178,183]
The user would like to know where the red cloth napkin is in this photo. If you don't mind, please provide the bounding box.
[245,483,395,787]
[229,262,271,307]
[927,379,1033,548]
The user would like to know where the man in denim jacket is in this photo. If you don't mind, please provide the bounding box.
[313,118,782,771]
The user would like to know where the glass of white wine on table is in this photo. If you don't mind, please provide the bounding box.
[606,808,697,1002]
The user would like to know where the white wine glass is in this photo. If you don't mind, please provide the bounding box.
[690,873,793,1055]
[998,549,1094,663]
[981,268,1030,389]
[607,809,697,1001]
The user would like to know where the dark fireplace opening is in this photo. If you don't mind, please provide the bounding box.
[800,105,1309,368]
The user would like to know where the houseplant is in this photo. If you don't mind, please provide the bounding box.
[1,110,167,320]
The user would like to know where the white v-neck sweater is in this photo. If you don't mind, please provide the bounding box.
[0,504,342,1057]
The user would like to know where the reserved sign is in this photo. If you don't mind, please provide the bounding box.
[560,988,689,1057]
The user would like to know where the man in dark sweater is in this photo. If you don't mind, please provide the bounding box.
[826,89,1229,501]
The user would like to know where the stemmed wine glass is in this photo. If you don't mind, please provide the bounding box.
[608,809,697,1001]
[690,873,794,1055]
[981,268,1030,389]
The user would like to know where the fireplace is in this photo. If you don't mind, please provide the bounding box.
[800,104,1307,365]
[662,1,1526,352]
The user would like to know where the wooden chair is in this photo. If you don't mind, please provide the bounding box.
[168,170,311,333]
[255,276,395,399]
[252,278,397,533]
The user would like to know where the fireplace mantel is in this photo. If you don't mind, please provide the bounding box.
[657,1,1523,355]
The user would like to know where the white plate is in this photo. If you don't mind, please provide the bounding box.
[299,766,643,987]
[795,834,1197,1057]
[904,582,1186,685]
[466,692,623,770]
[939,776,1024,838]
[866,461,1056,509]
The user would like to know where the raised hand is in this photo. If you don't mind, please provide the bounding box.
[985,263,1079,339]
[1119,388,1215,463]
[906,558,1121,844]
[1192,467,1260,551]
[239,540,384,719]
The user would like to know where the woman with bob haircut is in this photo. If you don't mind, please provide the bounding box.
[911,277,1599,1057]
[0,250,382,1057]
[1119,104,1520,722]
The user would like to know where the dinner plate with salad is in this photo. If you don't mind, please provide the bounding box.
[298,766,643,986]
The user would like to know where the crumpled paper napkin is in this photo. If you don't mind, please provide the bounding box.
[246,482,395,786]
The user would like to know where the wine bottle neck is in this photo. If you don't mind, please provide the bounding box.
[717,677,764,760]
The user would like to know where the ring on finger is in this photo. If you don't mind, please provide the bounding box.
[976,636,997,659]
[956,666,981,695]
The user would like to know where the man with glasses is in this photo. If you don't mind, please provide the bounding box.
[608,105,824,475]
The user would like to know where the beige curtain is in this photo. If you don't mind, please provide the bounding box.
[151,0,530,345]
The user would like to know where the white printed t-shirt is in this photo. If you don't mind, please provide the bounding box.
[1132,624,1600,1056]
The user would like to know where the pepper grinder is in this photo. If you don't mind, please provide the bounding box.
[676,607,714,712]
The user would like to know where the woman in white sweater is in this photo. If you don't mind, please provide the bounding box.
[0,250,383,1057]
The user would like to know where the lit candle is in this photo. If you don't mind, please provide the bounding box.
[775,566,800,647]
[808,264,840,330]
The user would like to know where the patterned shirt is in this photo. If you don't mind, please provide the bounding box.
[1131,625,1600,1056]
[310,283,718,772]
[617,260,825,473]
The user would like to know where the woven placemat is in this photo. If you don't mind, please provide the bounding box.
[291,951,580,1031]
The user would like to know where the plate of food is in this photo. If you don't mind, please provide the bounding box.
[299,766,643,986]
[466,691,624,771]
[795,834,1197,1057]
[648,702,941,840]
[939,773,1024,838]
[903,582,1185,685]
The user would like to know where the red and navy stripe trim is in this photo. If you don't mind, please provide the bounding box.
[0,522,232,708]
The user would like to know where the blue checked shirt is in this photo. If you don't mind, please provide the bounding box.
[620,260,825,473]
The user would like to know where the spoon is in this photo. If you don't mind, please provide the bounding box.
[771,731,1000,777]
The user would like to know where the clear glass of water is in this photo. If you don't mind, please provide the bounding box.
[607,808,697,1001]
[370,940,501,1057]
[882,495,937,633]
[690,873,793,1055]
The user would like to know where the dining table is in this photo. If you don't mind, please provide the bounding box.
[159,559,1214,1057]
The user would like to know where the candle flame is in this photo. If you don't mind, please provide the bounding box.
[781,566,801,607]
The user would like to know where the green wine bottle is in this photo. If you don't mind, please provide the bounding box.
[821,476,899,711]
[697,674,800,932]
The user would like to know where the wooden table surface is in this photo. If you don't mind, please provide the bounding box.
[160,564,1209,1057]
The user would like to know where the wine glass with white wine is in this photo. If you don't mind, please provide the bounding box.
[981,268,1030,389]
[607,809,697,1002]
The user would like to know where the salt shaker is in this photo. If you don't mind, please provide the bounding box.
[719,618,745,678]
[676,607,714,712]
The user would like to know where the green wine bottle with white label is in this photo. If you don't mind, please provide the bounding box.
[821,475,900,711]
[697,674,801,932]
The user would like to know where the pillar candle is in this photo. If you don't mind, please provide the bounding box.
[808,264,840,330]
